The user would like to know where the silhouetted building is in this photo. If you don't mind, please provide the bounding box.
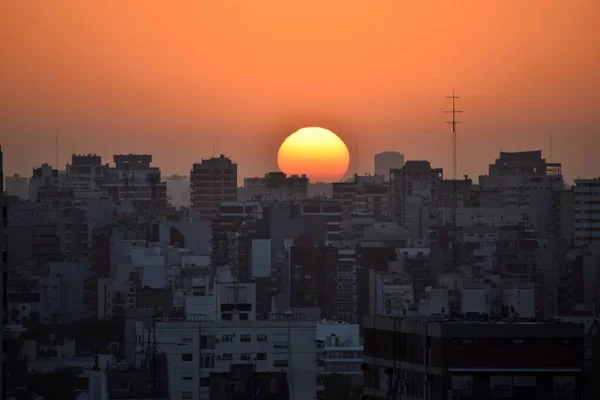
[5,174,28,200]
[363,315,586,399]
[190,155,237,220]
[375,151,404,182]
[478,151,563,207]
[573,178,600,246]
[240,172,308,201]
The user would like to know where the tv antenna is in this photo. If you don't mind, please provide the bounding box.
[443,90,463,274]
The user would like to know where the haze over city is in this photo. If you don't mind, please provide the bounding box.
[1,0,599,182]
[2,2,600,400]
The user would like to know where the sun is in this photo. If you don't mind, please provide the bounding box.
[277,127,350,182]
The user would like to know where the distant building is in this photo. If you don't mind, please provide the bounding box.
[103,154,166,204]
[478,150,563,206]
[374,151,404,182]
[190,155,237,220]
[573,178,600,246]
[166,175,190,208]
[307,182,333,198]
[5,174,28,199]
[390,161,443,243]
[363,315,586,399]
[28,163,61,201]
[332,174,389,221]
[240,172,308,201]
[64,154,105,191]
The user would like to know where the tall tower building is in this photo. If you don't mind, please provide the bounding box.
[374,151,404,182]
[190,155,237,220]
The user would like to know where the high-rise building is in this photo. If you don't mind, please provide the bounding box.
[240,172,308,201]
[573,178,600,246]
[5,174,28,199]
[64,153,105,191]
[478,150,563,206]
[103,154,166,203]
[374,151,404,182]
[190,155,237,220]
[390,161,443,243]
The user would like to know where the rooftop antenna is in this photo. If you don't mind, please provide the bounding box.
[443,90,463,275]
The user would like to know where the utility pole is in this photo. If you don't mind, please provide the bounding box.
[443,90,463,275]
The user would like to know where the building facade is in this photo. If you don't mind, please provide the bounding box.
[363,315,585,399]
[190,155,237,220]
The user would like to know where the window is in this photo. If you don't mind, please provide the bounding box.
[240,313,249,320]
[200,377,210,387]
[273,360,288,368]
[241,353,252,360]
[240,334,251,342]
[221,313,232,320]
[201,335,215,349]
[257,334,268,342]
[181,337,193,345]
[182,376,192,381]
[202,355,215,368]
[256,353,267,361]
[222,334,234,342]
[222,353,233,360]
[182,353,193,362]
[181,392,192,400]
[273,333,289,349]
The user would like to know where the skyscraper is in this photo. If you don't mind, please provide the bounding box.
[374,151,404,182]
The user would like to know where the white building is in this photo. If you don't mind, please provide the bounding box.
[166,175,191,208]
[573,178,600,246]
[136,316,323,400]
[316,321,363,377]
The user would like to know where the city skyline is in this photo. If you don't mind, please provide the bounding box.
[1,1,599,182]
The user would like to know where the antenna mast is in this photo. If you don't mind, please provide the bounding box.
[443,90,463,274]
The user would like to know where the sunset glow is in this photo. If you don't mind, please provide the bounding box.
[277,127,350,182]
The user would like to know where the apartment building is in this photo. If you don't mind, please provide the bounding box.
[332,174,389,221]
[135,314,323,400]
[103,154,166,204]
[190,155,237,220]
[573,178,600,246]
[478,151,563,207]
[363,315,585,399]
[240,172,308,202]
[390,161,443,243]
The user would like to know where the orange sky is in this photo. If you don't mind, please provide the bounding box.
[1,0,599,183]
